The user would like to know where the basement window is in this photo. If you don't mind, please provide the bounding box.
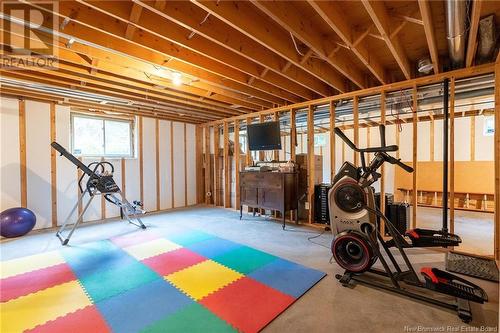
[71,113,134,158]
[483,116,495,136]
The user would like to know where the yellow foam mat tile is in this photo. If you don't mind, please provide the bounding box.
[166,260,243,301]
[123,238,181,260]
[1,251,65,279]
[1,280,92,332]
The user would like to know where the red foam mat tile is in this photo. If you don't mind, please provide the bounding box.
[25,305,111,333]
[1,263,77,302]
[201,277,295,333]
[142,248,206,276]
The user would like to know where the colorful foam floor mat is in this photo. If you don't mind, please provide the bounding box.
[1,229,326,333]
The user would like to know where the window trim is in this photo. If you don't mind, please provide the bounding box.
[70,112,135,158]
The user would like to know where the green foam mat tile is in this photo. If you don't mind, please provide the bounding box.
[213,246,278,274]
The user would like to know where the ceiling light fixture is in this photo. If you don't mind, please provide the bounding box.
[171,72,182,86]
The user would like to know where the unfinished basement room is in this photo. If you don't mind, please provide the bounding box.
[0,0,499,332]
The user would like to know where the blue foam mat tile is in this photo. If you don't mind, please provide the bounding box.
[248,258,326,298]
[97,279,194,333]
[185,238,242,259]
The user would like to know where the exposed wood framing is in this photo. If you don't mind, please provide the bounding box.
[466,0,483,67]
[308,0,386,84]
[290,109,297,161]
[204,126,212,204]
[259,114,265,161]
[353,96,359,166]
[184,123,188,206]
[494,62,500,260]
[380,92,386,235]
[273,112,280,161]
[50,102,57,227]
[362,0,412,80]
[156,119,160,210]
[139,116,144,204]
[430,115,435,161]
[246,117,253,166]
[307,105,315,223]
[450,78,456,234]
[223,121,230,208]
[234,120,241,209]
[329,101,336,181]
[470,115,476,161]
[18,99,27,208]
[170,121,175,208]
[196,125,204,204]
[213,125,221,206]
[77,157,83,215]
[418,0,439,73]
[412,86,418,229]
[101,157,106,219]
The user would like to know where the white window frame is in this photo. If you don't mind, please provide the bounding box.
[70,113,135,158]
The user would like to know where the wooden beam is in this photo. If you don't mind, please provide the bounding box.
[245,117,253,166]
[156,119,160,211]
[307,105,315,223]
[430,116,435,161]
[353,96,359,166]
[196,125,204,204]
[223,121,230,208]
[259,114,265,161]
[329,101,336,181]
[202,63,495,127]
[192,0,347,92]
[273,112,279,161]
[170,121,175,208]
[184,123,188,206]
[252,0,366,89]
[412,86,418,229]
[139,116,144,204]
[362,0,412,79]
[124,3,143,40]
[470,114,476,161]
[138,0,333,97]
[290,109,297,161]
[234,120,241,209]
[213,125,220,206]
[77,157,83,215]
[100,157,106,219]
[18,99,27,208]
[495,62,500,260]
[466,0,483,67]
[450,78,455,234]
[380,92,386,235]
[418,0,439,73]
[50,102,57,227]
[204,126,212,204]
[308,0,387,84]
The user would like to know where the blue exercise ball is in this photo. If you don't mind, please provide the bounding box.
[0,207,36,238]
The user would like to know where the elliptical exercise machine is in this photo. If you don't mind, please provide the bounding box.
[328,125,487,323]
[51,142,146,245]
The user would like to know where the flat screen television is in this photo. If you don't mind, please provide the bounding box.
[247,121,281,151]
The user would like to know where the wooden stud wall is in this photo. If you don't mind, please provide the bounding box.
[353,96,359,166]
[223,121,230,208]
[184,123,188,207]
[18,99,27,208]
[290,109,296,161]
[139,116,144,204]
[170,121,175,208]
[411,86,418,229]
[245,117,252,166]
[307,105,315,223]
[156,119,161,211]
[50,102,57,227]
[329,101,335,181]
[234,120,241,209]
[196,125,204,204]
[213,125,220,206]
[494,62,500,260]
[204,126,212,204]
[380,92,386,234]
[450,78,456,234]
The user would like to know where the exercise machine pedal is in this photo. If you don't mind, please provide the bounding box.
[421,268,488,303]
[406,228,461,247]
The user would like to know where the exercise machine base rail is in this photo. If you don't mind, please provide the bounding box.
[336,270,473,323]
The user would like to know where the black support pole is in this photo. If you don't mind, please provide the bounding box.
[442,79,449,233]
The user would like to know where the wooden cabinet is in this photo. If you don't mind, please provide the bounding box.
[239,171,299,228]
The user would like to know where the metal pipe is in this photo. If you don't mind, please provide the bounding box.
[445,0,468,68]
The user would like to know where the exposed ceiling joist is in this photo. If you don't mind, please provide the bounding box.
[466,0,483,67]
[361,0,412,80]
[307,0,387,84]
[418,0,439,74]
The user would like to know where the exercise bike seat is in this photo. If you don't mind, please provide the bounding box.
[405,228,461,247]
[421,267,488,303]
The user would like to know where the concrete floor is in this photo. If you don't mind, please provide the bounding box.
[1,205,498,332]
[416,207,494,256]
